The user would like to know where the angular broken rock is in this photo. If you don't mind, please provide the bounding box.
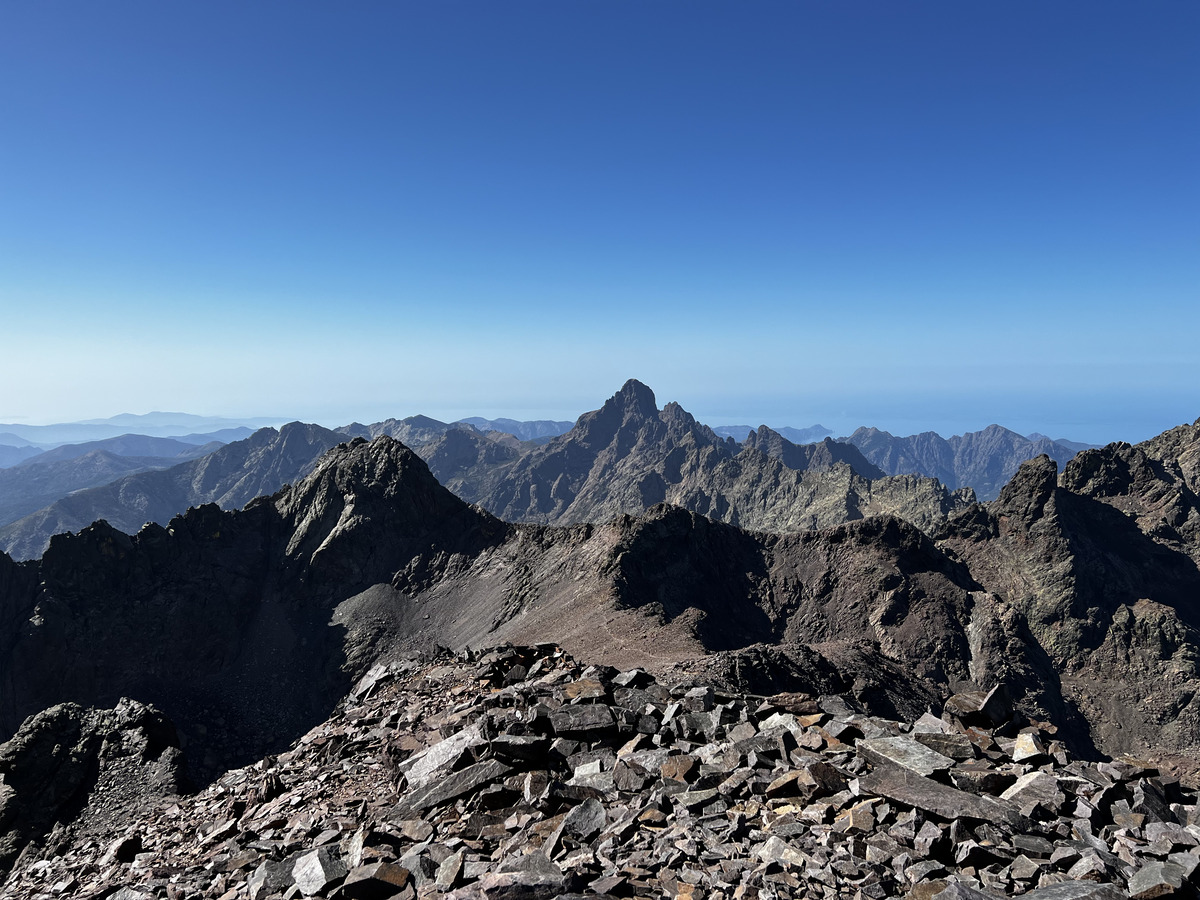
[392,758,512,814]
[292,846,348,896]
[999,771,1065,816]
[401,722,487,788]
[859,764,1026,828]
[1017,883,1128,899]
[1126,860,1187,899]
[1011,731,1047,763]
[943,684,1012,726]
[549,704,616,737]
[484,852,567,900]
[911,731,976,760]
[930,885,994,900]
[249,858,296,900]
[6,643,1200,900]
[560,797,605,841]
[755,835,810,868]
[341,862,412,900]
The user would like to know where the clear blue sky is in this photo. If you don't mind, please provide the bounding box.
[1,2,1196,443]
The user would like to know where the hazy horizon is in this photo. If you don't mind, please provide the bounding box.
[3,3,1196,447]
[3,379,1195,447]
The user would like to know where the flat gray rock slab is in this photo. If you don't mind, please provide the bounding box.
[931,885,994,900]
[859,764,1026,828]
[1127,860,1186,899]
[393,758,512,814]
[292,846,348,896]
[401,722,487,788]
[1000,770,1066,815]
[1019,882,1128,899]
[550,704,616,736]
[858,735,955,775]
[912,731,976,760]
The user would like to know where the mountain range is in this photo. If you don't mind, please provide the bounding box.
[0,424,345,561]
[0,413,284,445]
[454,416,573,441]
[844,425,1091,501]
[2,384,1200,898]
[0,393,1095,547]
[712,423,834,443]
[0,383,975,559]
[2,407,1199,789]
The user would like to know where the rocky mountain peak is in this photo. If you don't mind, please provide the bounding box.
[277,435,501,581]
[0,697,186,873]
[279,435,434,505]
[658,399,692,424]
[614,378,657,416]
[744,424,779,448]
[991,454,1058,527]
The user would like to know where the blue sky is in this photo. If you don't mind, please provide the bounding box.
[1,2,1196,443]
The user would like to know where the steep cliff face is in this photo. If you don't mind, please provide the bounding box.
[939,447,1200,764]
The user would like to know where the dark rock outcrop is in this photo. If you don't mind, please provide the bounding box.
[0,697,186,874]
[940,448,1200,770]
[0,437,503,783]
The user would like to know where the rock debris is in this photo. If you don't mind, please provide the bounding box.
[4,645,1199,899]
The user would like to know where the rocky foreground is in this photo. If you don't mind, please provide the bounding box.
[4,646,1199,900]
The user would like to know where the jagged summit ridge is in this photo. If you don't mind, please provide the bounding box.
[478,381,949,532]
[0,380,1090,561]
[846,424,1089,501]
